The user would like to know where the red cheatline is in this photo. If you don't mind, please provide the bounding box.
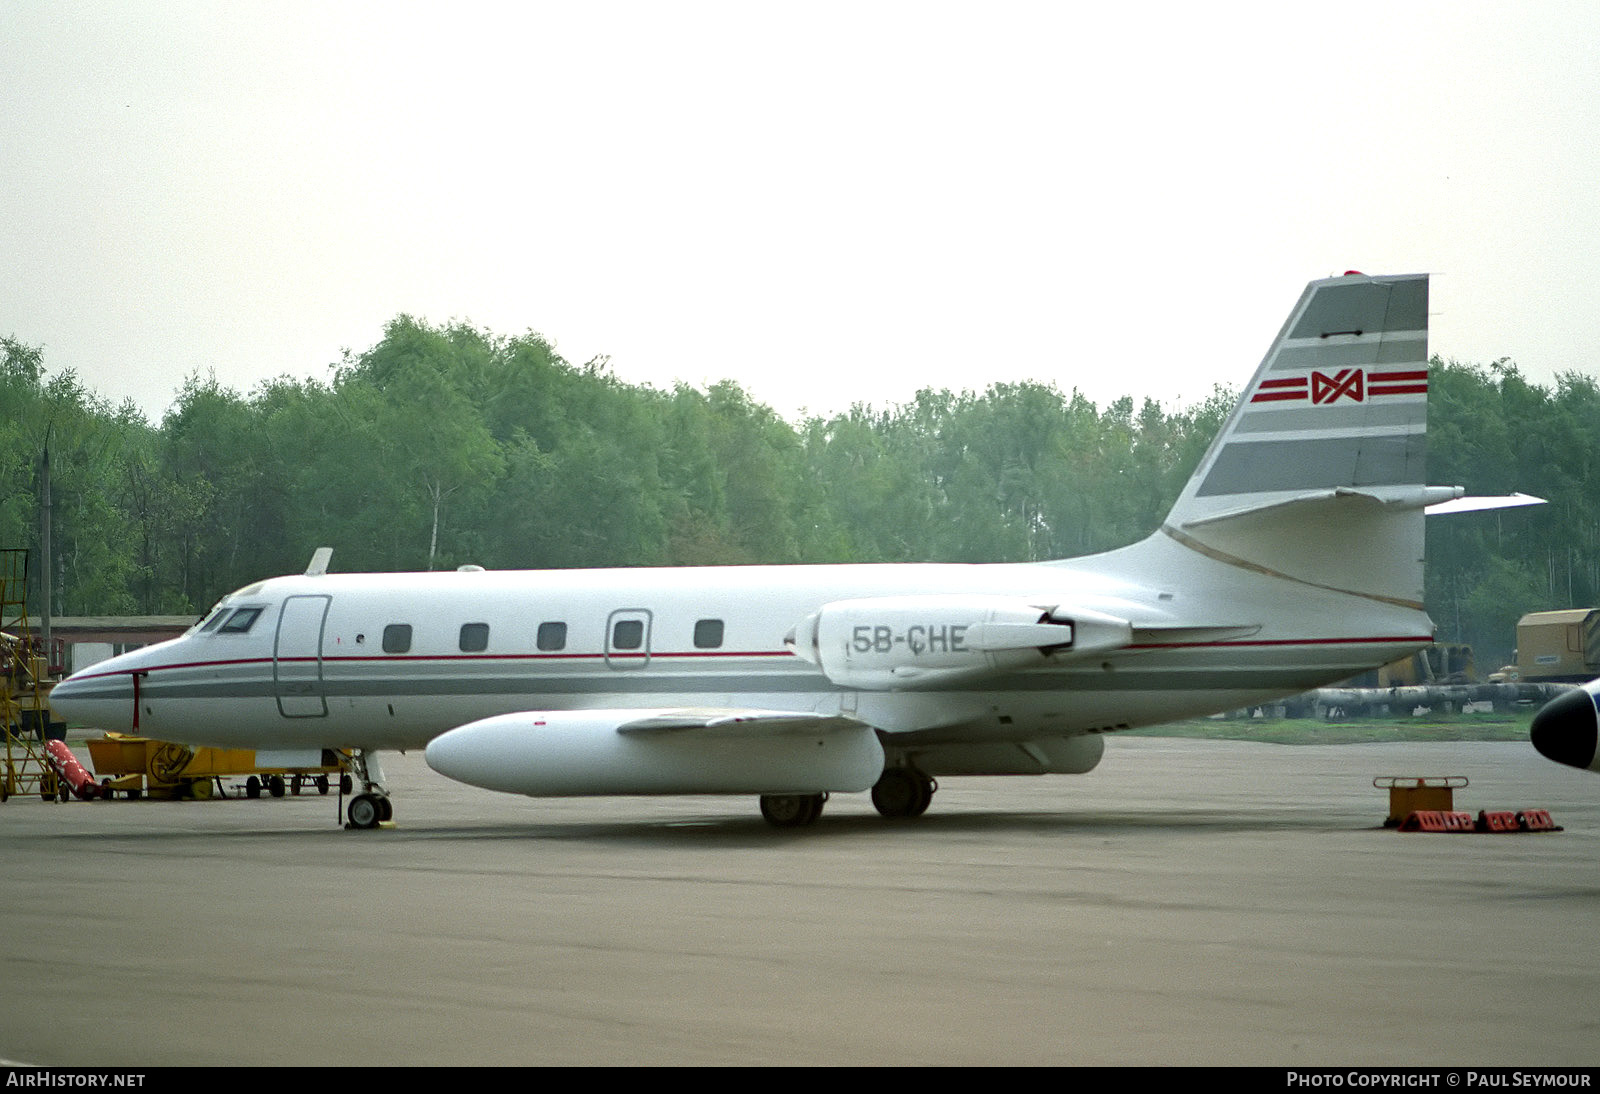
[1369,368,1429,396]
[1250,377,1307,403]
[1252,368,1428,404]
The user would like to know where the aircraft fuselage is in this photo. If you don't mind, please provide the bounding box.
[55,544,1431,764]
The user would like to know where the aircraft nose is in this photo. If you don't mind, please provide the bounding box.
[49,672,90,719]
[48,667,137,732]
[1530,686,1600,773]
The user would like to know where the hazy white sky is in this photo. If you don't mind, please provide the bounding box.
[5,1,1599,424]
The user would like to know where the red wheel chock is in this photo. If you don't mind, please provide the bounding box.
[1396,808,1562,833]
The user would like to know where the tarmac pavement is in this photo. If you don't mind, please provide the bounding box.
[1,736,1596,1066]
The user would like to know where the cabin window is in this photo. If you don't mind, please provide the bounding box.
[612,619,644,650]
[536,622,567,651]
[693,619,724,649]
[459,623,489,653]
[218,607,263,634]
[382,624,412,654]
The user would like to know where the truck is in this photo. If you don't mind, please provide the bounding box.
[1500,609,1600,684]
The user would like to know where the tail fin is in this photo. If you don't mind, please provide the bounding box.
[1160,272,1454,610]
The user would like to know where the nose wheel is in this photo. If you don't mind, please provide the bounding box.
[345,791,393,829]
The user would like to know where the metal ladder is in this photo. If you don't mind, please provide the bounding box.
[1,548,60,802]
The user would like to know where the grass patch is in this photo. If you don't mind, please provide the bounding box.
[1127,711,1534,745]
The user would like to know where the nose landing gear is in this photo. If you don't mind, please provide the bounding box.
[343,750,393,830]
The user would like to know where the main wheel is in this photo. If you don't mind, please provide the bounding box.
[871,768,934,818]
[759,793,824,827]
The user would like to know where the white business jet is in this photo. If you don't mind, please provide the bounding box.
[51,272,1468,829]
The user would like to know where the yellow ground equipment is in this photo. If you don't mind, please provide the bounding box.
[85,733,348,801]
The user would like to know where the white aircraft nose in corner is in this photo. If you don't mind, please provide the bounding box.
[50,272,1539,829]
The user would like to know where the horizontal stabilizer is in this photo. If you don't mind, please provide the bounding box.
[1180,485,1463,531]
[1424,492,1546,516]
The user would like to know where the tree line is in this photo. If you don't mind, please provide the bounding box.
[1,322,1592,664]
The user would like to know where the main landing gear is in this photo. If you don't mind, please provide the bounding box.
[870,766,936,818]
[344,749,393,830]
[759,792,827,827]
[757,766,937,827]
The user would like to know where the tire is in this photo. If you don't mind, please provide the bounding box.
[759,793,823,827]
[871,769,918,817]
[347,793,382,830]
[872,768,934,818]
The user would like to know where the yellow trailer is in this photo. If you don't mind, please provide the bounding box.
[85,733,348,801]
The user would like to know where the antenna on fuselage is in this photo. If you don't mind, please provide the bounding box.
[304,547,333,577]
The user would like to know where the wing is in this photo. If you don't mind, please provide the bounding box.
[615,707,871,738]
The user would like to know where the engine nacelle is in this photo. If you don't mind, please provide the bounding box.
[786,595,1132,690]
[425,709,885,796]
[1531,682,1600,773]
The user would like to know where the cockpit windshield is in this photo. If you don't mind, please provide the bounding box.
[191,604,229,634]
[217,607,264,634]
[190,582,269,637]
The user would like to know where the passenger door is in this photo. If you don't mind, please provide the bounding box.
[275,595,331,717]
